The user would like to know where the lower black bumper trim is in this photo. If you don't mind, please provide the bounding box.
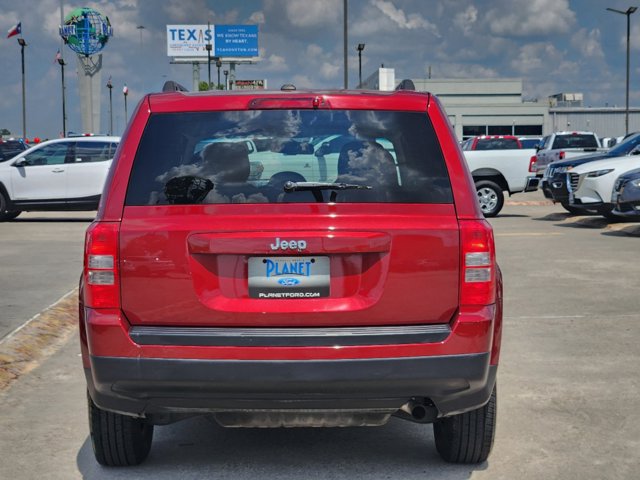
[87,353,496,420]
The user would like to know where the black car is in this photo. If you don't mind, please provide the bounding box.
[541,132,640,213]
[612,167,640,219]
[0,139,27,162]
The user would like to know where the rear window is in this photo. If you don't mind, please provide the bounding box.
[552,134,599,149]
[125,110,453,205]
[474,138,521,150]
[0,141,26,161]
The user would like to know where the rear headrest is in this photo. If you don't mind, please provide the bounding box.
[337,141,397,185]
[201,142,250,183]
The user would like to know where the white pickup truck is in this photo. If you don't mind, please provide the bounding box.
[534,131,606,174]
[463,149,540,217]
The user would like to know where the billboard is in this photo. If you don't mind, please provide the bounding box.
[234,79,266,90]
[166,24,258,58]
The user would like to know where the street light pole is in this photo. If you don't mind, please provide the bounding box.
[106,78,113,136]
[224,70,229,90]
[357,43,365,88]
[206,22,212,89]
[216,59,222,89]
[17,37,27,140]
[123,84,129,124]
[57,57,67,137]
[607,6,638,135]
[343,0,348,88]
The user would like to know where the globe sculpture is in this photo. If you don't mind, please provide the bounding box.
[59,7,113,57]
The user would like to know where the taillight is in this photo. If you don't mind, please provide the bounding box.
[559,151,565,160]
[460,220,496,305]
[84,221,120,308]
[528,155,537,173]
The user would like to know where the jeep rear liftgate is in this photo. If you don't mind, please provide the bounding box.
[118,203,460,328]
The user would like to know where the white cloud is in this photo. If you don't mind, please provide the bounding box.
[571,28,604,59]
[320,62,340,80]
[283,0,341,28]
[486,0,576,37]
[372,0,438,33]
[249,11,265,24]
[453,5,478,36]
[433,63,498,79]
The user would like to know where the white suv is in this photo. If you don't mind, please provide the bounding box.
[567,154,640,218]
[0,136,120,221]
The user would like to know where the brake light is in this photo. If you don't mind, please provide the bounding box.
[559,151,565,160]
[528,155,537,173]
[84,222,120,308]
[460,220,496,305]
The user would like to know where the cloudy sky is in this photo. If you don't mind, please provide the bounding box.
[1,0,639,139]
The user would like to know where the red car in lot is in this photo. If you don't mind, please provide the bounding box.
[81,86,503,466]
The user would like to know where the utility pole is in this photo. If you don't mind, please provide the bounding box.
[106,78,113,135]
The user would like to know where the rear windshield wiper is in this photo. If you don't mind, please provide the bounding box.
[283,181,372,203]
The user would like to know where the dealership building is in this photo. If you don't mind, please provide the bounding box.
[361,68,640,140]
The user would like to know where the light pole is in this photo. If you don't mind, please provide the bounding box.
[123,84,129,124]
[356,43,365,88]
[216,59,222,89]
[106,78,113,136]
[206,22,212,89]
[343,0,348,88]
[57,56,67,137]
[224,70,229,90]
[607,6,638,135]
[136,25,145,47]
[17,37,27,140]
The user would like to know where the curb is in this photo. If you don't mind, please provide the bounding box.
[0,289,78,393]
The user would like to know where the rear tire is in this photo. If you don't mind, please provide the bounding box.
[0,191,18,221]
[475,180,504,217]
[88,392,154,466]
[2,210,21,221]
[433,384,496,464]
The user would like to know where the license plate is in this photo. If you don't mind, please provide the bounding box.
[248,256,330,299]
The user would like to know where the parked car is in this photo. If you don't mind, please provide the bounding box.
[534,131,605,174]
[541,132,640,213]
[612,167,640,218]
[566,156,640,218]
[461,135,522,150]
[0,136,120,221]
[81,86,502,466]
[0,138,27,162]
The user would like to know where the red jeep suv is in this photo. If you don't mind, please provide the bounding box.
[80,86,502,466]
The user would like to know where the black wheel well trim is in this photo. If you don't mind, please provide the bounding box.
[472,170,509,193]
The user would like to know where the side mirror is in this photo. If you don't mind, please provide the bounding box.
[314,143,329,157]
[13,158,26,167]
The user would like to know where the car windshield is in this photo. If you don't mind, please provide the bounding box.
[0,141,26,161]
[126,109,453,205]
[608,133,640,156]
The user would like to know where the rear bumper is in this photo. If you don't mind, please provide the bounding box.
[87,354,497,420]
[524,176,539,192]
[82,305,499,421]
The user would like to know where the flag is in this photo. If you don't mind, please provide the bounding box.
[123,85,129,95]
[7,22,21,39]
[54,49,62,64]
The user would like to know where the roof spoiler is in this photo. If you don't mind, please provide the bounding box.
[162,80,189,92]
[395,79,416,91]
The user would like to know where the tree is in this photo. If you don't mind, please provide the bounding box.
[0,128,11,136]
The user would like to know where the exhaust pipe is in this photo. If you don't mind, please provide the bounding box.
[398,399,437,423]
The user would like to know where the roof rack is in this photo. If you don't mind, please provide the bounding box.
[395,79,416,91]
[162,80,189,93]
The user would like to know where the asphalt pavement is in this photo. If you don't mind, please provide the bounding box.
[1,199,639,479]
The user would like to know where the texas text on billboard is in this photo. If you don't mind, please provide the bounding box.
[166,24,258,58]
